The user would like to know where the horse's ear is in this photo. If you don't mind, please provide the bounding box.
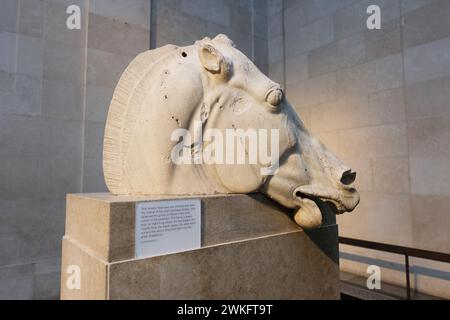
[198,42,223,74]
[213,34,235,47]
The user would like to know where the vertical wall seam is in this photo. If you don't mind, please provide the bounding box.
[398,0,415,260]
[80,0,90,192]
[281,0,286,90]
[251,0,256,61]
[149,0,153,49]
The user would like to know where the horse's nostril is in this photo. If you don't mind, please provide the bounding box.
[340,170,356,185]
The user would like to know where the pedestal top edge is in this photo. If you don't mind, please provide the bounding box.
[66,192,259,203]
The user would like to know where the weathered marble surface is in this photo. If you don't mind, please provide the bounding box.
[61,193,340,299]
[102,34,360,229]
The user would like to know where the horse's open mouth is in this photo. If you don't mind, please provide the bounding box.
[295,185,357,212]
[292,185,346,229]
[292,189,322,229]
[291,184,360,229]
[295,189,315,201]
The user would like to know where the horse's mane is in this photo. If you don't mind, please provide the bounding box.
[103,44,178,194]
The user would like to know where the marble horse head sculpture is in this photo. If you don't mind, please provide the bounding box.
[103,34,360,229]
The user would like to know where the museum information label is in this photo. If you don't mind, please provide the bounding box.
[135,199,201,258]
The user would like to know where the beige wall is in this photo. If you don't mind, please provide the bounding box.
[269,0,450,298]
[0,0,89,299]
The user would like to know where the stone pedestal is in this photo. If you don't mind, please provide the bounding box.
[61,193,340,299]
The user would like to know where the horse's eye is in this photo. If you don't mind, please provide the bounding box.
[266,88,283,107]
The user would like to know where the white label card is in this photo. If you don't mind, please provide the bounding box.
[135,199,201,259]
